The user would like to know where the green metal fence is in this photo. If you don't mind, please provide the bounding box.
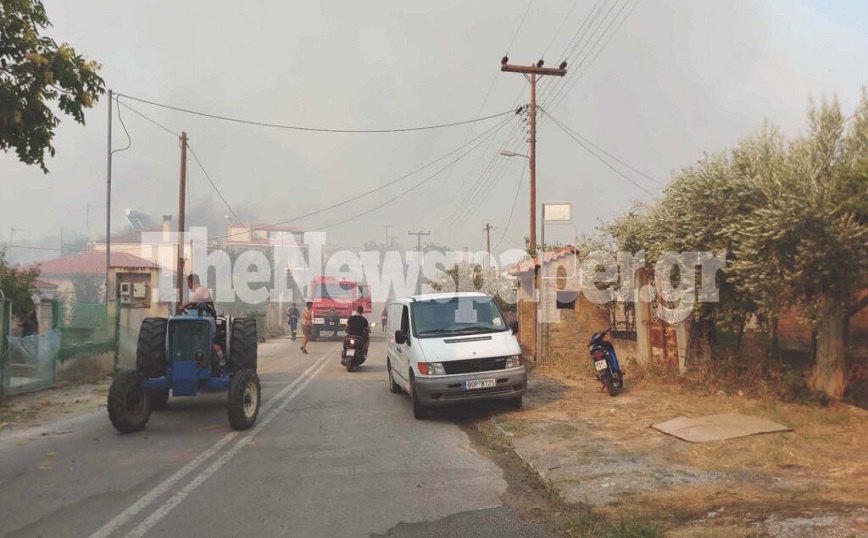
[57,303,116,360]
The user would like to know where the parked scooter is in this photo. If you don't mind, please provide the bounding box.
[588,329,624,397]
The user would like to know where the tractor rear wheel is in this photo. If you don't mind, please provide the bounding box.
[107,370,152,433]
[229,318,257,373]
[228,369,261,430]
[244,318,258,370]
[136,317,167,377]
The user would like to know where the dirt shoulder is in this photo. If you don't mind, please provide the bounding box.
[486,364,868,537]
[0,377,110,437]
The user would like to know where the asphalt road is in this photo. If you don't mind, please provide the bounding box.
[0,335,549,538]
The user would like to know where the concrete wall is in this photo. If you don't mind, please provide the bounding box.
[515,254,609,363]
[111,267,166,370]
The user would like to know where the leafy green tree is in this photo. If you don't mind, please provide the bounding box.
[0,247,39,317]
[606,91,868,399]
[522,236,564,259]
[429,262,516,312]
[0,0,104,172]
[733,96,868,397]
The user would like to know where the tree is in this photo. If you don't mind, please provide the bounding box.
[523,236,563,259]
[0,0,105,172]
[0,246,39,318]
[429,262,517,312]
[605,91,868,399]
[69,274,103,304]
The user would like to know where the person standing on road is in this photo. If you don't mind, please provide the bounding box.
[301,301,313,354]
[287,303,300,340]
[380,306,387,332]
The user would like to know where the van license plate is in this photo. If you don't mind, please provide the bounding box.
[346,349,355,357]
[464,378,496,390]
[594,359,608,371]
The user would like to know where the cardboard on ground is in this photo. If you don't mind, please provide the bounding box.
[652,412,792,442]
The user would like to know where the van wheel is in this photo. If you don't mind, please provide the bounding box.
[508,396,523,410]
[410,374,426,420]
[388,360,401,394]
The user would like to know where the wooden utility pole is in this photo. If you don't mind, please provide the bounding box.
[500,59,566,255]
[483,224,493,271]
[105,89,113,293]
[175,131,188,304]
[382,225,392,248]
[408,231,431,295]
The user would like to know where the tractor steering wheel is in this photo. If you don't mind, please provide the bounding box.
[179,301,218,318]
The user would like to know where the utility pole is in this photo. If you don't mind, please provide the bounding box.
[105,89,113,293]
[408,231,430,295]
[501,58,566,364]
[500,58,566,255]
[175,132,188,305]
[382,225,392,249]
[483,224,493,271]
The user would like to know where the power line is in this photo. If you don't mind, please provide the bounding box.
[541,108,656,196]
[538,0,608,103]
[319,117,512,231]
[547,0,641,112]
[540,106,664,186]
[116,99,179,137]
[494,158,527,250]
[537,0,617,108]
[540,0,583,59]
[185,142,246,227]
[211,115,515,241]
[506,0,536,54]
[116,92,515,134]
[112,94,133,155]
[445,107,530,226]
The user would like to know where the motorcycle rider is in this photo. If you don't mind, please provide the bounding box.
[343,305,370,364]
[287,303,300,340]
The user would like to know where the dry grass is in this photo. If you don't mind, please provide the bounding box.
[508,362,868,534]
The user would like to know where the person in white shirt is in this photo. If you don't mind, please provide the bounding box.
[179,273,213,312]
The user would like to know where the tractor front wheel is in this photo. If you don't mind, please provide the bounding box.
[228,369,261,431]
[108,370,152,433]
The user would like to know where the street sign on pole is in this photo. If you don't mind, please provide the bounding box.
[543,203,572,222]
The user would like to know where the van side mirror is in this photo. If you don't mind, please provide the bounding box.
[394,329,407,345]
[510,321,519,335]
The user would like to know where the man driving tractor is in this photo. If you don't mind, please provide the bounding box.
[178,273,213,313]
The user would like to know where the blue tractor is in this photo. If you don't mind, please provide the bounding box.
[107,304,261,433]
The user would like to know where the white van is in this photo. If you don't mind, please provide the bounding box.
[385,292,527,419]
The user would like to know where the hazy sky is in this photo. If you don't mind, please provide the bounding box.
[1,0,867,261]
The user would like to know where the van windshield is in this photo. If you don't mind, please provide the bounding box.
[411,296,508,337]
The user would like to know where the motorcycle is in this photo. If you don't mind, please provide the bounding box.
[588,329,624,397]
[341,323,374,372]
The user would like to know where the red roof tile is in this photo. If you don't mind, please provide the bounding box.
[29,251,157,276]
[507,246,578,276]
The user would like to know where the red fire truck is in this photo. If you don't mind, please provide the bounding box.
[308,276,371,340]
